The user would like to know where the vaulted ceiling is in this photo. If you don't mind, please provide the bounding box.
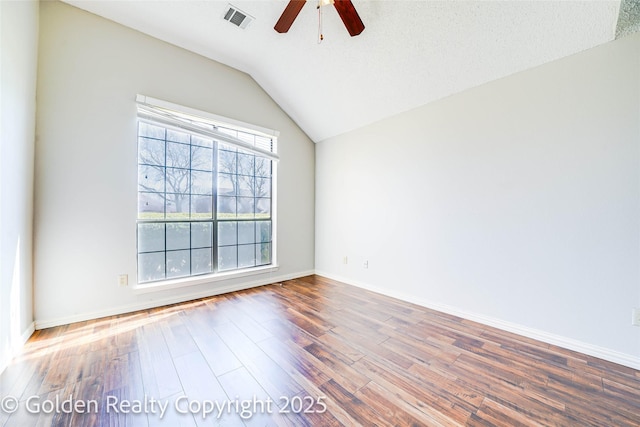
[62,0,637,142]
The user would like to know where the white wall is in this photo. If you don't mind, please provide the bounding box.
[316,33,640,368]
[34,1,315,327]
[0,0,38,373]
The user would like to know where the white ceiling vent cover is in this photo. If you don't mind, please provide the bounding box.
[223,4,254,29]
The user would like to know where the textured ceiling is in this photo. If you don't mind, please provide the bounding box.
[617,0,640,38]
[62,0,628,142]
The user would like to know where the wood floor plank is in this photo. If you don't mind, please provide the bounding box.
[217,367,296,427]
[318,379,394,427]
[473,398,546,427]
[136,322,183,399]
[182,309,243,377]
[213,321,304,401]
[2,275,639,426]
[257,336,331,394]
[159,315,199,360]
[172,351,241,426]
[0,357,39,401]
[353,357,470,426]
[259,317,316,349]
[149,392,198,426]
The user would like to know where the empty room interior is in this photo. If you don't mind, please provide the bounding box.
[2,0,640,425]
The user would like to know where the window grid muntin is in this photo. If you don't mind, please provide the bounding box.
[137,120,272,284]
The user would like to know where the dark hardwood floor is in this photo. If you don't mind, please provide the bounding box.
[1,275,639,426]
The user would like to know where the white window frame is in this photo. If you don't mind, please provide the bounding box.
[134,95,279,293]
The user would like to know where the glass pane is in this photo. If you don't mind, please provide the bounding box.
[218,221,237,246]
[139,122,165,139]
[255,157,271,177]
[138,192,165,219]
[254,177,270,198]
[256,243,271,265]
[191,196,212,219]
[138,252,165,282]
[192,146,213,171]
[192,248,212,275]
[238,244,256,268]
[138,137,165,166]
[138,165,164,193]
[192,136,213,148]
[166,250,190,279]
[237,197,255,218]
[218,173,236,196]
[237,153,255,175]
[166,194,190,219]
[166,142,191,169]
[165,168,189,193]
[167,129,190,144]
[137,223,165,253]
[218,246,237,271]
[256,198,271,218]
[238,221,255,244]
[192,222,212,248]
[191,171,212,195]
[256,221,271,243]
[218,149,237,174]
[166,223,190,250]
[238,175,255,197]
[218,196,236,219]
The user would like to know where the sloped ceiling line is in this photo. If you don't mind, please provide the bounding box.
[63,1,635,143]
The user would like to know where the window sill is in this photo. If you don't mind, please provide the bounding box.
[132,265,280,294]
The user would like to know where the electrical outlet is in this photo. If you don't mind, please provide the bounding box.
[118,274,128,287]
[632,308,640,327]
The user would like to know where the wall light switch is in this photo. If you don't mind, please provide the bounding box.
[632,308,640,327]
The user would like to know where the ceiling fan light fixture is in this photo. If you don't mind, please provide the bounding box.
[274,0,364,37]
[319,0,335,7]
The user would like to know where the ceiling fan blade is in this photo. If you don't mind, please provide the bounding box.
[274,0,307,33]
[333,0,365,36]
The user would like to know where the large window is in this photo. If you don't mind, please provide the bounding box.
[136,96,277,284]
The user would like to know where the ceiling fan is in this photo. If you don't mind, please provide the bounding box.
[274,0,365,37]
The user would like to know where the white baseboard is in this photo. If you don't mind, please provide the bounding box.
[0,321,36,376]
[315,270,640,371]
[35,270,315,330]
[21,321,36,344]
[31,269,640,370]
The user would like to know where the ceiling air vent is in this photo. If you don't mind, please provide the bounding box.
[223,4,254,29]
